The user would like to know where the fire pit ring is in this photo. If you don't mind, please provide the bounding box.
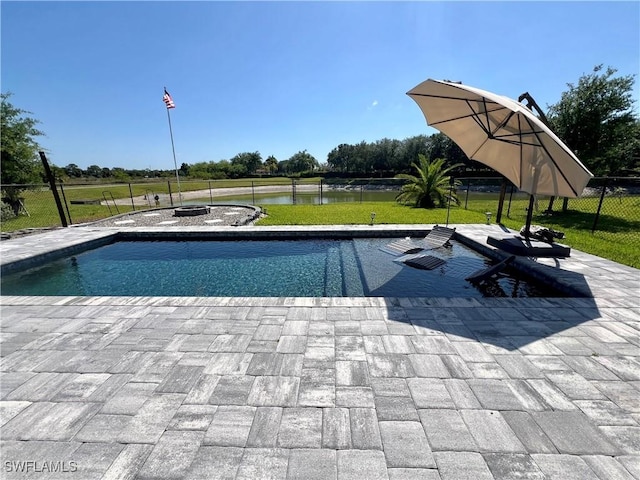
[174,206,210,217]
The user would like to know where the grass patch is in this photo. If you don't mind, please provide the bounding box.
[256,202,488,226]
[1,200,136,230]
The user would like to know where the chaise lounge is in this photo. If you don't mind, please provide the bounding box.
[381,225,456,256]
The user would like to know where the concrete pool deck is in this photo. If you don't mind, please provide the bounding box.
[1,223,639,479]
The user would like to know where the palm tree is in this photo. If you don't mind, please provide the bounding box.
[395,154,462,208]
[264,155,278,175]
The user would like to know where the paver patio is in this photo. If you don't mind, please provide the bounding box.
[0,223,639,479]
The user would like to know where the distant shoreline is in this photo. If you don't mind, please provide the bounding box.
[113,184,322,206]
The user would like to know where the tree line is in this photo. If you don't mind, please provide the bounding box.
[41,132,482,182]
[4,134,477,182]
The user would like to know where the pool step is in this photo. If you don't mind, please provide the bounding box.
[340,241,365,297]
[324,245,343,296]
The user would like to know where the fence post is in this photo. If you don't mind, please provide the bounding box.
[209,181,213,204]
[464,179,470,209]
[360,184,363,203]
[38,151,68,227]
[320,179,323,205]
[291,178,296,204]
[507,185,514,218]
[252,181,255,205]
[496,178,508,224]
[58,183,72,225]
[546,196,556,213]
[168,180,174,207]
[128,183,136,211]
[592,181,608,233]
[445,179,453,227]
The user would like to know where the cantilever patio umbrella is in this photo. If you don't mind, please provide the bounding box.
[407,79,593,234]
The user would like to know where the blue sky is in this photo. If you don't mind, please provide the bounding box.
[2,1,639,171]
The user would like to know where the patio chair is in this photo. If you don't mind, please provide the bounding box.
[465,255,515,283]
[403,254,447,270]
[381,225,456,255]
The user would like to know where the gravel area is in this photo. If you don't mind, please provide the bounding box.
[82,204,262,228]
[1,205,261,240]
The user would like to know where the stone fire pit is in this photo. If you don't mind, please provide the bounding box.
[173,206,210,217]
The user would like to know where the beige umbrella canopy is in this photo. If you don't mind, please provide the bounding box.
[407,79,593,199]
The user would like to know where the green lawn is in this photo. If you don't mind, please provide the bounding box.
[256,202,486,225]
[458,194,640,268]
[1,186,137,230]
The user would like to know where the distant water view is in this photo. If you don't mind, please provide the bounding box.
[181,188,528,207]
[186,189,400,205]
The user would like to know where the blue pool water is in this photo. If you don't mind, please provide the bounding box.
[1,238,559,297]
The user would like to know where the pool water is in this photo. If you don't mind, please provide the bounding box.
[0,238,560,297]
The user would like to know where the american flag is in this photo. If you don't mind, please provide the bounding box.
[163,88,175,109]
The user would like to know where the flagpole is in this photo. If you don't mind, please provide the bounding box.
[164,88,182,205]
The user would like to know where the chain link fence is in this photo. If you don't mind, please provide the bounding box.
[2,177,639,250]
[457,177,640,247]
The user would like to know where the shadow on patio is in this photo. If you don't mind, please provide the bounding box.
[372,257,600,352]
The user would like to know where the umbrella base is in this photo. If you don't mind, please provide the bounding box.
[487,235,571,258]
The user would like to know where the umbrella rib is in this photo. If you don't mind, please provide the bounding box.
[491,134,543,148]
[497,138,541,148]
[489,110,517,138]
[470,100,540,158]
[409,92,503,105]
[410,92,507,132]
[468,98,498,158]
[473,100,493,136]
[494,131,545,140]
[430,114,484,128]
[523,115,578,197]
[428,103,508,129]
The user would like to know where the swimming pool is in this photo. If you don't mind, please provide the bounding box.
[0,238,560,297]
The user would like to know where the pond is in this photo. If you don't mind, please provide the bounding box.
[186,190,400,205]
